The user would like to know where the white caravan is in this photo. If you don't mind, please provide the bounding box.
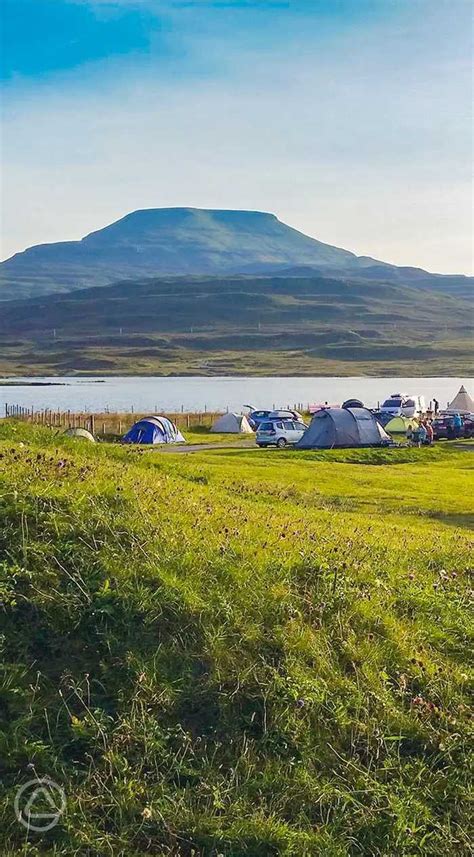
[380,393,425,417]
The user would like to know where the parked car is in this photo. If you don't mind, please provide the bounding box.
[267,409,304,422]
[380,394,425,418]
[256,419,307,448]
[432,416,474,440]
[463,417,474,438]
[248,409,272,429]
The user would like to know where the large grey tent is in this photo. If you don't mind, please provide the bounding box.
[296,407,390,449]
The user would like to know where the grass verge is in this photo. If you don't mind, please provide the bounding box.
[0,421,472,855]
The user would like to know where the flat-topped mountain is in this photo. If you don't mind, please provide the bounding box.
[1,207,471,300]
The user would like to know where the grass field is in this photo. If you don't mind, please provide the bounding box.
[0,421,472,856]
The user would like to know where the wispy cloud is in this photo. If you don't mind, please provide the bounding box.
[1,0,472,272]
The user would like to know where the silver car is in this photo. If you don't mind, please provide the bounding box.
[256,419,307,448]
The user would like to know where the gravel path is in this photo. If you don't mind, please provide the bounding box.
[153,440,258,453]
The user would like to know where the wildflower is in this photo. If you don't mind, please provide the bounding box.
[141,807,152,820]
[398,674,407,691]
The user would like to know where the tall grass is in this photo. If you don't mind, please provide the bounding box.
[0,421,472,855]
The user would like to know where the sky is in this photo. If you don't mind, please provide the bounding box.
[1,0,472,273]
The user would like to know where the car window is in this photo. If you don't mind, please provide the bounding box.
[276,422,284,429]
[295,422,306,430]
[259,422,273,431]
[283,421,294,430]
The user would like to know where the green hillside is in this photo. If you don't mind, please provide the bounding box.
[0,274,472,376]
[0,422,472,855]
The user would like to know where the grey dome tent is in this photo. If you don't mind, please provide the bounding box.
[342,398,364,409]
[296,407,390,449]
[64,427,96,443]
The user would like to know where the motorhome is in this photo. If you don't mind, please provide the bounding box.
[380,393,425,418]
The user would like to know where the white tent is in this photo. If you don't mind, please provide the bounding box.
[64,427,96,443]
[211,413,254,433]
[446,386,474,413]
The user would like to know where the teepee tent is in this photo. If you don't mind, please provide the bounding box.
[385,415,418,434]
[446,386,474,413]
[123,416,185,444]
[296,407,390,449]
[211,413,254,434]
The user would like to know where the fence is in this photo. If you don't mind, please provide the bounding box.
[4,404,226,437]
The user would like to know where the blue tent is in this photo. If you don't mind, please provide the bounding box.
[123,416,185,445]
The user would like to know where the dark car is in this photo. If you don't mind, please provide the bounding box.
[268,409,304,422]
[248,410,272,429]
[432,416,474,440]
[432,417,453,440]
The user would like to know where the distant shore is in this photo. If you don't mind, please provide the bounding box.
[0,380,106,386]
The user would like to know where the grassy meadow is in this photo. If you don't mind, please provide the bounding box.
[0,420,472,856]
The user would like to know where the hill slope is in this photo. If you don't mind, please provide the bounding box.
[1,208,472,300]
[1,423,472,855]
[0,273,471,376]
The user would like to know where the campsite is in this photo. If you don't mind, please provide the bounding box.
[4,384,473,451]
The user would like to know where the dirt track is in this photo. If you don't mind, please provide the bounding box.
[153,440,257,454]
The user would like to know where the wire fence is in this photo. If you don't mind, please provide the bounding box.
[3,404,226,437]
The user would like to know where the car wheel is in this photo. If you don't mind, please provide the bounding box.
[276,437,287,449]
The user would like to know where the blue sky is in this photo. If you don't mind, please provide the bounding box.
[1,0,472,272]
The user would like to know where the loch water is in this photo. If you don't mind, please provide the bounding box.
[0,376,471,414]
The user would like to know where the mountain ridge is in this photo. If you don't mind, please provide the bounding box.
[1,207,471,301]
[0,271,471,377]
